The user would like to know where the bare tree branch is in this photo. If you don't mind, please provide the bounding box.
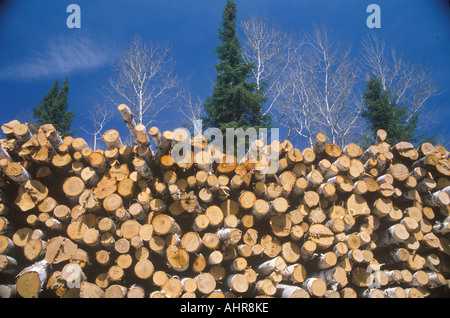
[179,89,204,133]
[79,102,115,150]
[107,35,182,128]
[240,15,304,121]
[360,33,441,130]
[279,25,363,147]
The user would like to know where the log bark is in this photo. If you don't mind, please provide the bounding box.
[2,116,450,299]
[16,260,49,298]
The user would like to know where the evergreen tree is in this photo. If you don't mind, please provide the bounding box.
[203,0,270,133]
[361,76,425,145]
[33,76,76,137]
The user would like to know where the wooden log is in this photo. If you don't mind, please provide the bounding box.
[16,260,49,298]
[0,234,15,255]
[52,153,73,172]
[125,284,145,298]
[346,194,371,217]
[0,284,17,298]
[180,231,202,254]
[152,214,181,236]
[424,190,449,207]
[38,124,62,150]
[71,137,88,153]
[1,119,20,138]
[5,162,31,184]
[302,277,327,297]
[79,281,105,298]
[102,129,122,149]
[158,130,173,155]
[255,278,277,296]
[195,272,216,295]
[313,133,327,154]
[180,191,200,213]
[166,245,189,272]
[257,256,286,276]
[316,266,348,287]
[270,214,292,238]
[13,123,32,143]
[161,277,182,298]
[148,126,161,147]
[89,151,108,174]
[216,228,242,245]
[192,253,207,273]
[306,224,335,250]
[239,191,256,210]
[227,273,249,294]
[377,224,410,247]
[217,155,237,175]
[104,284,127,298]
[15,180,49,212]
[117,104,138,143]
[302,148,316,165]
[0,255,18,275]
[62,176,85,205]
[134,259,154,280]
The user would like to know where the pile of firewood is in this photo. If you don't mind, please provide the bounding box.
[0,104,448,298]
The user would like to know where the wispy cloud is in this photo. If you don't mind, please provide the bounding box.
[0,35,114,81]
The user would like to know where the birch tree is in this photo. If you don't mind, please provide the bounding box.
[281,25,363,147]
[108,35,182,127]
[80,102,115,150]
[240,15,302,125]
[179,90,204,134]
[360,33,440,130]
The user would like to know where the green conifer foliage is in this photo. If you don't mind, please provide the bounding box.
[203,0,270,133]
[362,76,423,145]
[33,76,76,137]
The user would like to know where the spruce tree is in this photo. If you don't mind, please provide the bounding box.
[361,76,423,145]
[33,76,76,137]
[203,0,270,132]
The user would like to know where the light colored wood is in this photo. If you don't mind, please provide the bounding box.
[0,254,17,275]
[118,220,140,241]
[216,228,242,245]
[5,162,31,184]
[16,260,49,298]
[227,273,249,294]
[255,278,277,296]
[13,123,32,143]
[270,214,292,238]
[166,245,189,272]
[161,277,182,298]
[4,117,450,299]
[80,281,105,298]
[313,133,327,154]
[1,119,20,138]
[134,259,154,280]
[205,205,224,227]
[192,253,207,273]
[303,277,327,297]
[152,214,181,236]
[239,191,256,210]
[181,231,202,253]
[52,153,72,171]
[195,272,216,295]
[114,238,130,255]
[306,224,334,249]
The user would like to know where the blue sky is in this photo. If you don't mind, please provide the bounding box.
[0,0,448,148]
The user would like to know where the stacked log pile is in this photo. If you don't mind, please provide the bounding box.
[0,105,449,298]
